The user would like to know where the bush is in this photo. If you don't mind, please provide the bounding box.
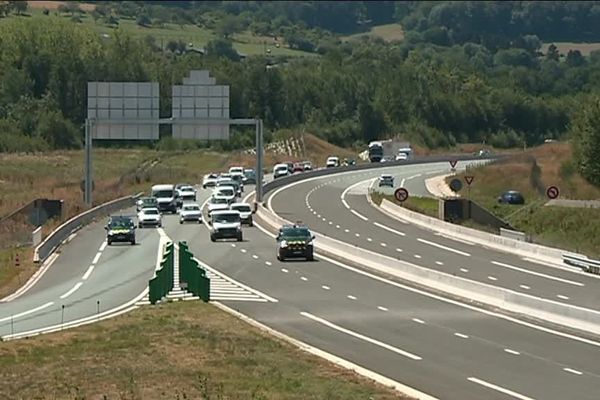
[35,111,81,149]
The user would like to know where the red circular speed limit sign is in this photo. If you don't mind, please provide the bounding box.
[394,188,409,202]
[546,186,559,199]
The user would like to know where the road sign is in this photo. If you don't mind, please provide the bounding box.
[464,176,474,185]
[449,178,463,192]
[546,186,559,199]
[449,160,458,168]
[394,188,409,202]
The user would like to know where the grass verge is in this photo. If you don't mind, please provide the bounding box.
[447,143,600,258]
[370,192,439,218]
[0,301,408,400]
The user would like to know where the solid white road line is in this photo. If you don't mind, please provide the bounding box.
[82,265,95,280]
[412,318,425,324]
[0,301,54,323]
[563,368,583,375]
[301,312,422,361]
[0,253,59,302]
[491,261,584,286]
[467,377,536,400]
[504,348,521,355]
[350,209,369,221]
[373,222,406,236]
[400,178,406,187]
[91,252,102,265]
[417,238,471,257]
[341,199,350,209]
[60,282,83,299]
[454,332,469,339]
[99,241,107,252]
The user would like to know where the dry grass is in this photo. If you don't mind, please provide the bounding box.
[541,42,600,56]
[344,23,405,42]
[0,301,409,400]
[27,1,96,12]
[448,142,600,257]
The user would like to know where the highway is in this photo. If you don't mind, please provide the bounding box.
[2,162,600,399]
[268,162,600,312]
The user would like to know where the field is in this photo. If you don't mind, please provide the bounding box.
[9,2,314,57]
[541,42,600,56]
[370,192,439,218]
[343,23,405,42]
[0,301,406,400]
[448,142,600,257]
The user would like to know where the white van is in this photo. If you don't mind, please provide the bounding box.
[151,184,178,214]
[273,163,290,179]
[326,156,340,168]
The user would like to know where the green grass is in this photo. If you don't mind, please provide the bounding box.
[0,301,407,400]
[343,23,405,42]
[1,10,315,57]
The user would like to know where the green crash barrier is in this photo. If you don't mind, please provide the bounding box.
[179,241,210,302]
[148,242,175,304]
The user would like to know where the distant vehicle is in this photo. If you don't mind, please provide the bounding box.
[217,178,241,196]
[243,168,256,184]
[395,153,408,161]
[274,163,290,179]
[302,161,313,171]
[137,207,162,228]
[229,172,245,192]
[284,162,294,173]
[276,223,315,261]
[136,196,158,212]
[378,174,394,187]
[202,174,219,189]
[229,166,245,175]
[498,190,525,205]
[105,215,136,245]
[210,210,243,242]
[213,186,236,203]
[151,184,178,214]
[476,149,491,157]
[230,202,253,226]
[179,203,202,224]
[369,140,412,163]
[326,156,340,168]
[342,158,356,166]
[177,185,197,202]
[293,163,305,173]
[207,195,231,215]
[380,155,395,163]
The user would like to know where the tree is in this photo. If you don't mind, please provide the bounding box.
[35,110,81,149]
[546,43,560,61]
[136,14,151,27]
[571,97,600,186]
[566,49,585,67]
[205,38,240,61]
[216,15,242,39]
[9,1,27,15]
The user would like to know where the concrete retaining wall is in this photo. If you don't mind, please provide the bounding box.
[380,199,564,264]
[256,203,600,335]
[34,194,142,263]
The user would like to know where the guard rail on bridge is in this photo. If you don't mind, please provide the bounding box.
[563,253,600,275]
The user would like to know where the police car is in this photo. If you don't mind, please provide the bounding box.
[105,215,136,245]
[276,223,315,261]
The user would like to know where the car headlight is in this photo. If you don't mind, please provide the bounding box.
[108,230,115,235]
[236,225,242,231]
[280,240,288,248]
[307,240,313,245]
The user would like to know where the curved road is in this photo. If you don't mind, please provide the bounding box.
[2,163,600,399]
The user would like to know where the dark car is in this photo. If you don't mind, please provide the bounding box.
[276,224,315,261]
[498,190,525,205]
[105,215,136,245]
[292,163,304,173]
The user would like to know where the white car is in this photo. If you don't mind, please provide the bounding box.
[177,185,197,201]
[229,166,244,175]
[137,207,162,228]
[179,203,202,224]
[230,202,253,226]
[378,174,394,187]
[202,174,219,189]
[207,195,231,215]
[210,210,242,242]
[213,186,236,203]
[326,156,339,168]
[273,163,290,179]
[395,153,408,161]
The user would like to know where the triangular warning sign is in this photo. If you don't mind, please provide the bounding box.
[465,176,474,185]
[449,160,457,168]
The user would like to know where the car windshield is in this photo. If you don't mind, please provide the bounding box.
[180,186,194,191]
[219,188,234,195]
[153,190,173,198]
[281,227,311,237]
[109,218,132,229]
[211,197,228,204]
[232,205,251,212]
[213,213,240,223]
[184,205,200,211]
[275,167,287,172]
[143,209,159,215]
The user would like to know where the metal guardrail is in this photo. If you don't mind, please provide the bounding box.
[33,193,143,264]
[499,228,527,242]
[261,154,506,199]
[563,253,600,275]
